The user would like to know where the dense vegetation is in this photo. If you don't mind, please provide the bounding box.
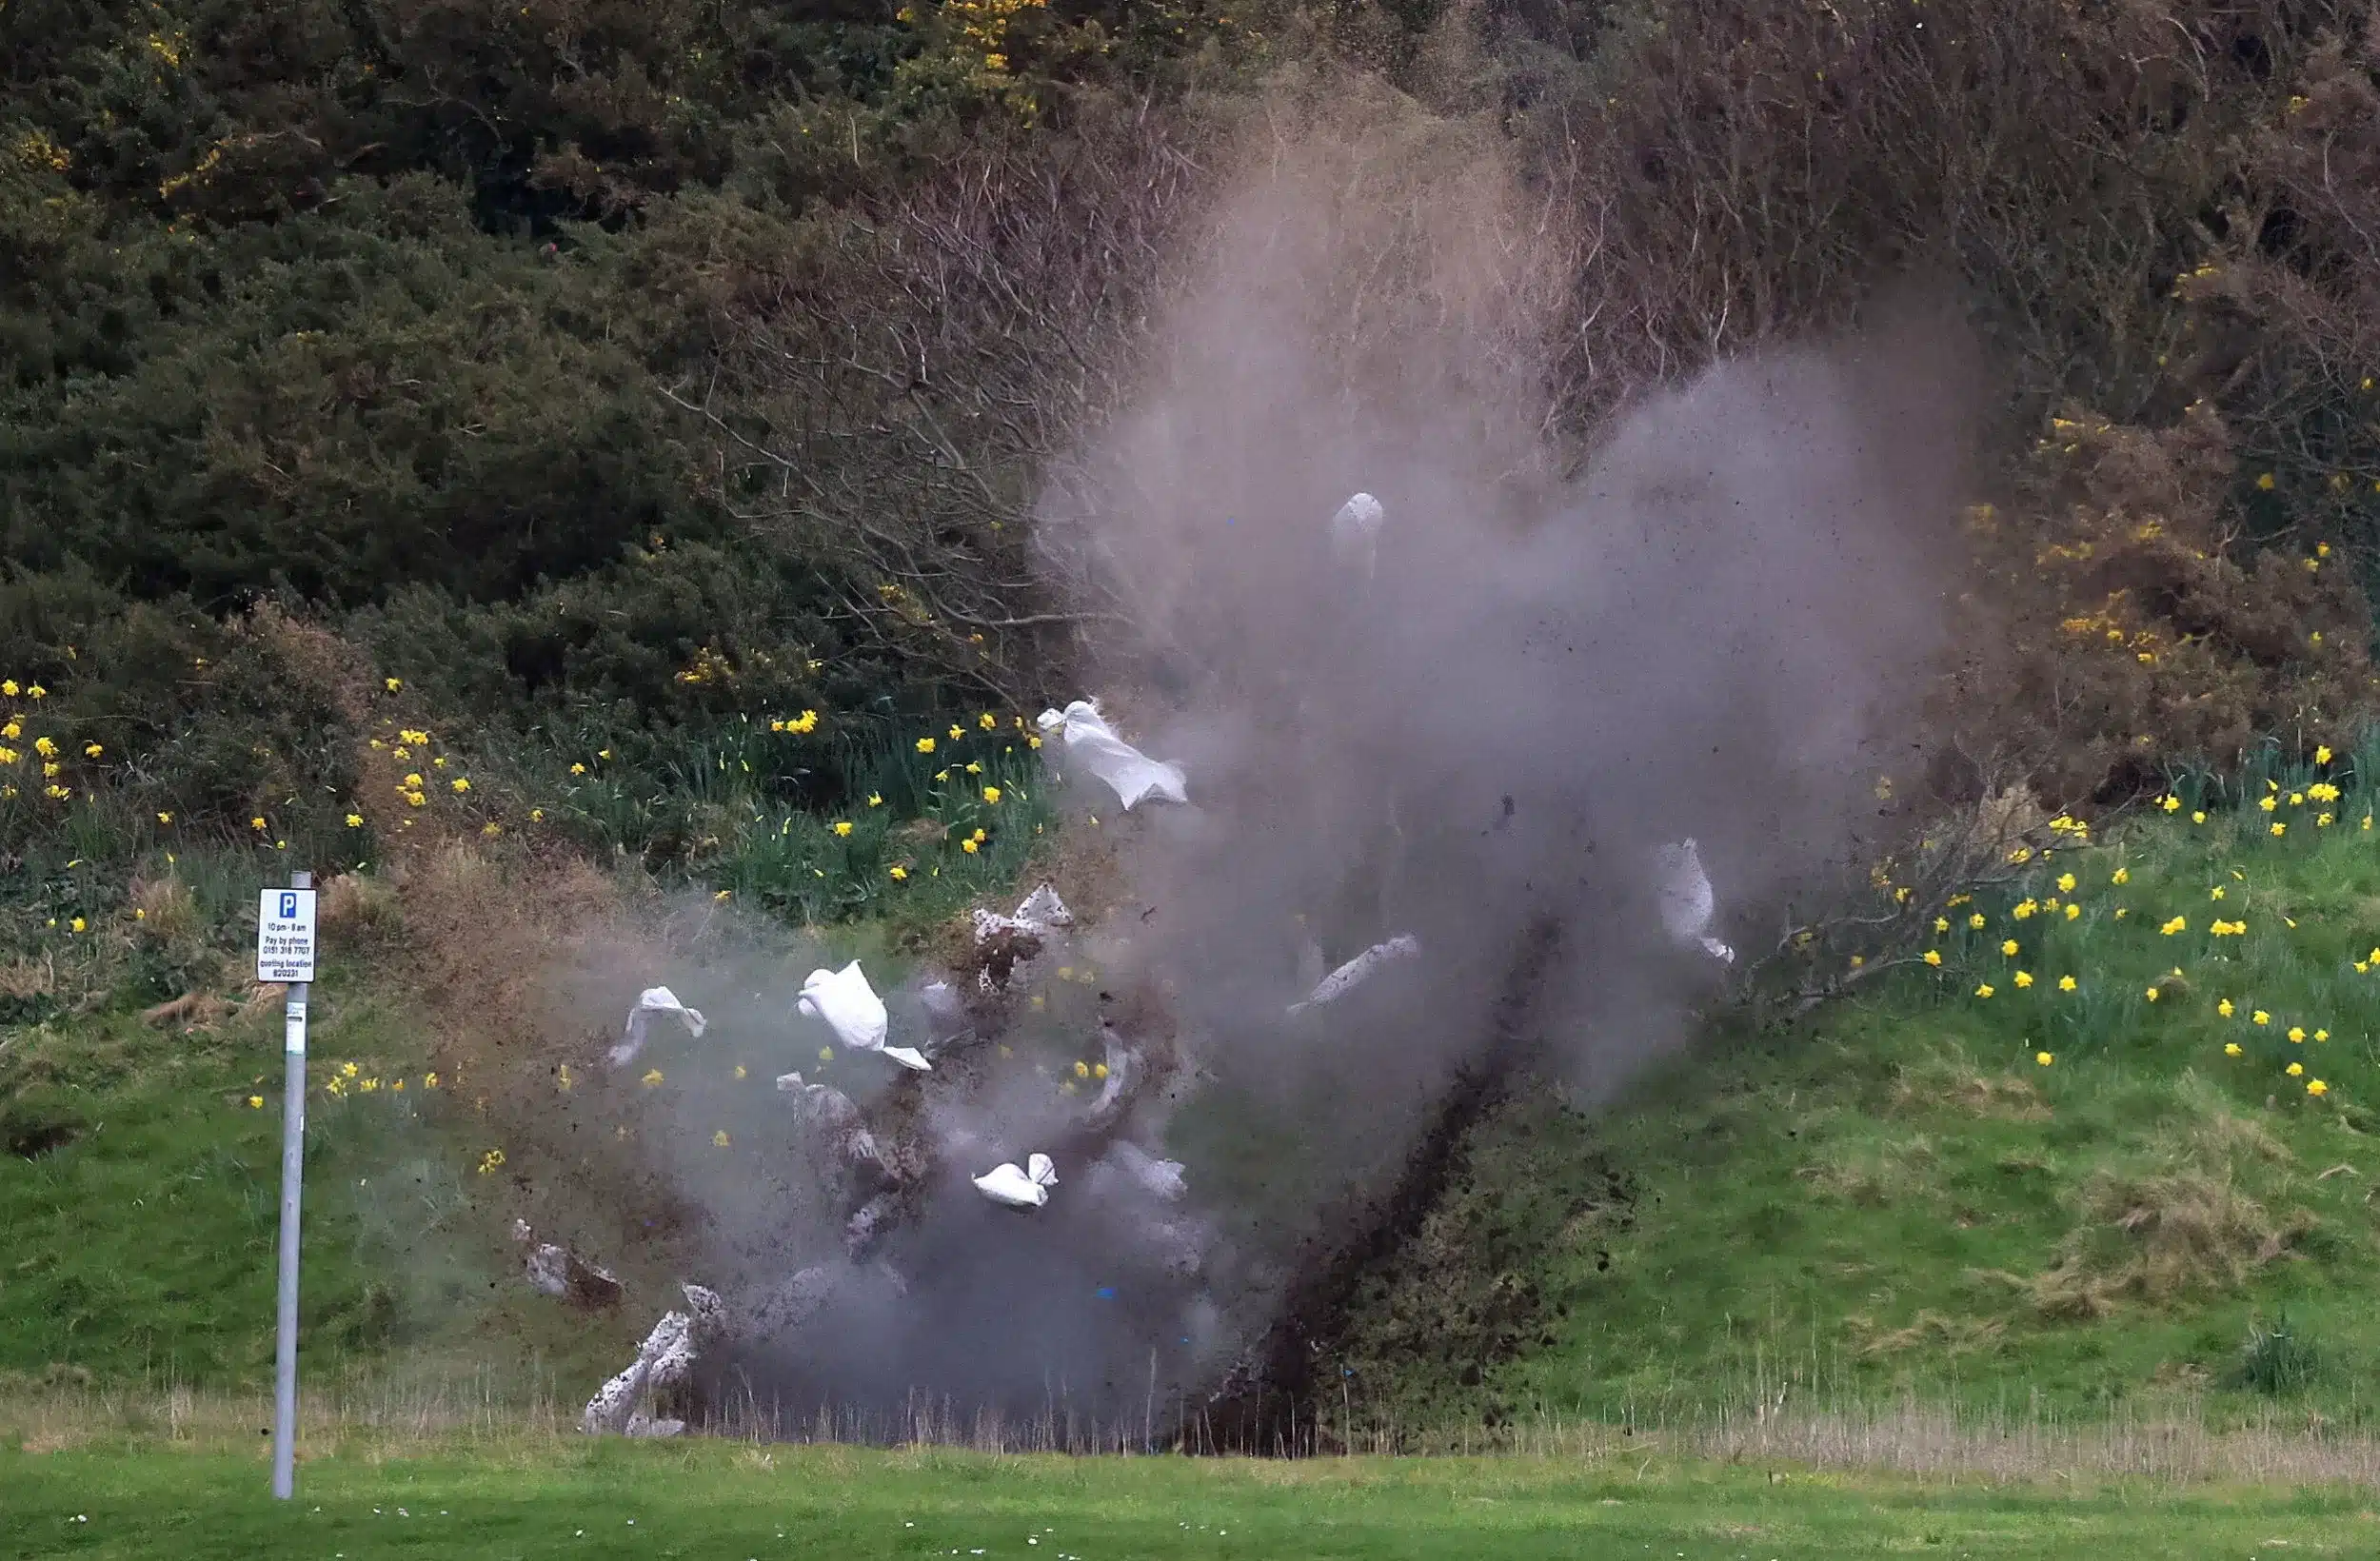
[10,0,2380,882]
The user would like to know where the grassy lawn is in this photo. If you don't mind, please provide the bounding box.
[1,1442,2373,1559]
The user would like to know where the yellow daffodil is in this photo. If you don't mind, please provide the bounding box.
[248,1096,264,1109]
[2287,1061,2304,1077]
[2014,971,2035,989]
[642,1069,664,1087]
[1976,982,1995,998]
[450,777,469,793]
[1969,912,1986,930]
[2253,1010,2271,1025]
[2219,998,2235,1018]
[2055,873,2076,893]
[982,785,1002,804]
[1934,916,1950,933]
[714,889,730,901]
[1073,1060,1090,1078]
[2112,868,2130,885]
[156,811,172,824]
[2058,975,2077,992]
[2289,1026,2306,1043]
[2271,821,2287,837]
[713,1130,731,1148]
[2063,903,2080,921]
[2225,1042,2243,1057]
[948,724,964,741]
[834,820,854,837]
[916,737,936,755]
[28,685,45,700]
[68,917,85,934]
[979,712,998,730]
[867,792,883,807]
[1923,949,1942,967]
[2159,916,2186,936]
[2192,811,2208,823]
[2002,939,2019,957]
[570,761,586,776]
[2035,1052,2053,1067]
[2160,795,2181,812]
[2309,1078,2329,1097]
[889,864,909,880]
[2315,1029,2329,1042]
[2259,794,2279,813]
[962,839,980,854]
[425,1073,439,1089]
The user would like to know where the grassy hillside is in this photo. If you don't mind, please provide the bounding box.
[1345,756,2380,1433]
[19,744,2380,1442]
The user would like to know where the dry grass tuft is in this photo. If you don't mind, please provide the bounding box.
[318,872,401,940]
[128,874,198,941]
[1890,1050,2052,1122]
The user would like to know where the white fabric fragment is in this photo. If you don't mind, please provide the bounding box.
[1655,839,1735,962]
[799,960,929,1071]
[1035,701,1187,810]
[1288,934,1422,1014]
[607,986,706,1069]
[1106,1140,1187,1202]
[1330,492,1385,580]
[581,1307,695,1436]
[974,1152,1059,1209]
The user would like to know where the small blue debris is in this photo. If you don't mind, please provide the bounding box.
[1094,1286,1117,1300]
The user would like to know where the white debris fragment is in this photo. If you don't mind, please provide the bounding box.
[1655,838,1735,962]
[1288,934,1422,1014]
[798,960,929,1071]
[1330,492,1386,580]
[775,1073,894,1178]
[920,979,962,1017]
[512,1219,621,1307]
[607,986,706,1069]
[1035,701,1187,810]
[974,1152,1059,1209]
[1012,883,1075,930]
[1106,1140,1187,1202]
[581,1308,695,1435]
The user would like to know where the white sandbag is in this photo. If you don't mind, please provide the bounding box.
[1106,1139,1187,1202]
[1330,492,1385,580]
[607,986,706,1069]
[1655,839,1735,963]
[798,960,930,1071]
[1012,883,1075,929]
[1288,934,1422,1014]
[512,1219,621,1307]
[581,1307,695,1435]
[974,1152,1059,1209]
[1036,701,1187,810]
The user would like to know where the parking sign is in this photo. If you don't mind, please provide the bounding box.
[256,887,318,983]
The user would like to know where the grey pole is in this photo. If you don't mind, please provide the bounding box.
[270,868,311,1501]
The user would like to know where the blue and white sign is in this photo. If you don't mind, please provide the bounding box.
[256,888,318,984]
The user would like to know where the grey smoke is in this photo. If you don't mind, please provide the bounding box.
[554,100,1968,1436]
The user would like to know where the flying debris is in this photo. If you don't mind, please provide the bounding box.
[512,1219,622,1309]
[581,1284,724,1436]
[607,986,706,1069]
[798,960,930,1070]
[1330,491,1386,580]
[1288,934,1422,1014]
[1035,701,1188,810]
[974,1152,1060,1209]
[1655,839,1736,962]
[1105,1139,1188,1202]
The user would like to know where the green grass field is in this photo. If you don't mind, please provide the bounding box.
[3,1441,2373,1559]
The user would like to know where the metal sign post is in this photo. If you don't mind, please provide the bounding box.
[259,872,317,1500]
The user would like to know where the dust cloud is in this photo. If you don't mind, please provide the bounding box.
[551,83,1975,1441]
